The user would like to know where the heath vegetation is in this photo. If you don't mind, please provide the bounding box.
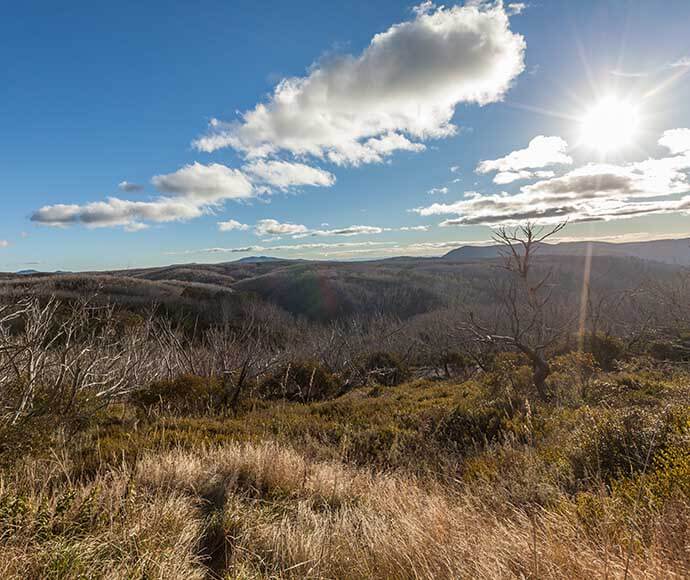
[0,227,689,579]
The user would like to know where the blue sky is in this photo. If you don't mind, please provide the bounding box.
[2,0,690,271]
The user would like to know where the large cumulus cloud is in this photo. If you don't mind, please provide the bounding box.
[193,2,525,166]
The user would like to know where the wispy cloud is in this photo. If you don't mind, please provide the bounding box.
[294,225,385,238]
[167,240,393,256]
[252,219,426,239]
[399,225,429,231]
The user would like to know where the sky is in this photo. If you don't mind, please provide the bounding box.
[2,0,690,271]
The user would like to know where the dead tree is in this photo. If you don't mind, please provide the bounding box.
[467,222,567,399]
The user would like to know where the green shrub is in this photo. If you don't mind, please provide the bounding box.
[131,374,223,416]
[436,399,520,455]
[548,352,599,403]
[0,416,56,469]
[585,332,624,370]
[647,339,687,361]
[568,407,683,488]
[357,351,410,387]
[587,370,667,407]
[259,360,341,402]
[484,352,534,401]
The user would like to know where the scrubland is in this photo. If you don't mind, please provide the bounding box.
[1,247,689,578]
[2,355,688,578]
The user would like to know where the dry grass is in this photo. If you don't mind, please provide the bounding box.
[0,456,205,579]
[3,441,685,579]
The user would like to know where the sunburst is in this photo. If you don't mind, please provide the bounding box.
[578,96,641,152]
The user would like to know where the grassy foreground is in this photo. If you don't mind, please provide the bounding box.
[1,359,689,578]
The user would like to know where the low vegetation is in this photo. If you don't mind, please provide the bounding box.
[2,348,688,577]
[1,228,688,578]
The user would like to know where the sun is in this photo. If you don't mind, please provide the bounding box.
[579,96,640,152]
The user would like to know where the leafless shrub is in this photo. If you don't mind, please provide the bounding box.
[0,297,158,426]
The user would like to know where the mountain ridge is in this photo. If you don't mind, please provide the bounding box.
[442,237,690,266]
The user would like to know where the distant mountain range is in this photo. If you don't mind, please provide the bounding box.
[235,256,284,264]
[443,237,690,266]
[1,237,687,323]
[6,238,689,283]
[16,269,72,275]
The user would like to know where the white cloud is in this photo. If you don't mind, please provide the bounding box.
[412,1,435,17]
[477,136,572,181]
[294,225,385,238]
[34,162,256,230]
[118,181,144,192]
[251,220,425,239]
[254,220,399,239]
[492,170,532,184]
[169,240,392,256]
[399,225,429,231]
[242,160,335,191]
[124,222,149,232]
[254,219,309,237]
[218,219,250,232]
[152,162,253,203]
[325,133,427,166]
[33,4,526,235]
[450,166,460,173]
[427,186,449,195]
[414,132,690,226]
[193,3,525,166]
[493,169,555,184]
[31,197,204,229]
[507,3,526,15]
[0,240,9,248]
[659,128,690,154]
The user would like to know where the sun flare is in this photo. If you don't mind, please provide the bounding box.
[579,96,640,152]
